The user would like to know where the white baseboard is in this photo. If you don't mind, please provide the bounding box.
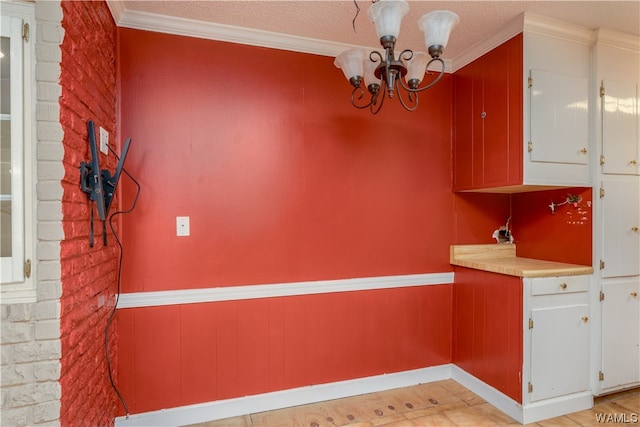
[115,365,454,427]
[520,392,593,424]
[451,366,524,423]
[115,364,594,426]
[451,366,594,424]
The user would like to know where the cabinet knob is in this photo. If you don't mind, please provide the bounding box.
[580,148,588,155]
[581,316,589,323]
[630,159,638,165]
[631,292,638,298]
[560,283,567,290]
[632,227,639,233]
[481,112,487,119]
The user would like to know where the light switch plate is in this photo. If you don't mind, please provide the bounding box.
[176,216,190,236]
[99,126,109,155]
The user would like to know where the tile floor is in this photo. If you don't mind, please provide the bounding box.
[186,380,639,427]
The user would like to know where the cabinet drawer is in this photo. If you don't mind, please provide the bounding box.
[531,275,590,296]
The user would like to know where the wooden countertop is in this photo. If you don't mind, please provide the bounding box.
[450,244,593,278]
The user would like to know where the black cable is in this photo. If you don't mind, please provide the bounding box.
[352,0,360,32]
[105,165,141,419]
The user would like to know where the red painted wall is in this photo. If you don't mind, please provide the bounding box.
[116,28,456,414]
[117,29,455,291]
[453,192,511,244]
[512,187,592,265]
[59,1,119,425]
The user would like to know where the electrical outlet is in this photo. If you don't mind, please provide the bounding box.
[176,216,190,236]
[99,126,109,155]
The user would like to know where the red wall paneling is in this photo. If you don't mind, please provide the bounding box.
[452,267,523,402]
[117,285,453,415]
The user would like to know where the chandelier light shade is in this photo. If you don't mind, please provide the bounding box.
[334,0,459,114]
[335,48,366,85]
[368,0,409,39]
[418,10,460,58]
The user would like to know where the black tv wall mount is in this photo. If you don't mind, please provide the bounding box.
[80,120,131,247]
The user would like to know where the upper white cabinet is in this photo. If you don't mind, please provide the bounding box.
[523,27,593,187]
[453,15,593,192]
[529,69,589,165]
[596,30,640,175]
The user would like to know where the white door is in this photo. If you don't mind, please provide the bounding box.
[601,80,639,175]
[601,179,640,278]
[601,280,640,390]
[530,304,590,401]
[529,69,589,165]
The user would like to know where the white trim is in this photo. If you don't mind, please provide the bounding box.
[452,12,597,72]
[107,7,454,72]
[522,13,594,46]
[595,27,640,52]
[114,364,453,427]
[105,0,125,24]
[117,272,454,309]
[452,13,524,72]
[451,366,524,423]
[451,366,593,425]
[115,8,363,58]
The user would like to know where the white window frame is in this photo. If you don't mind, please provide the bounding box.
[1,1,36,304]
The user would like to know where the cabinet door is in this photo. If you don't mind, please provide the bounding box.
[601,280,640,390]
[529,69,589,165]
[482,44,511,185]
[602,80,639,175]
[453,58,479,190]
[530,304,589,401]
[601,179,640,278]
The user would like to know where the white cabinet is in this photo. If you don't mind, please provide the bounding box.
[600,279,640,391]
[600,179,640,278]
[601,79,639,175]
[524,275,591,405]
[596,30,640,176]
[592,29,640,396]
[452,15,593,192]
[523,26,592,187]
[529,69,589,166]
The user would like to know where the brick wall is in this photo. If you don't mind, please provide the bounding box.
[1,1,65,425]
[58,1,118,425]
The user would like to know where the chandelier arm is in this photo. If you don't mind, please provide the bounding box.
[369,50,384,64]
[351,86,375,110]
[398,49,413,62]
[396,79,419,112]
[399,58,446,93]
[370,84,386,115]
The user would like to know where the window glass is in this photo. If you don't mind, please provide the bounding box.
[1,35,12,258]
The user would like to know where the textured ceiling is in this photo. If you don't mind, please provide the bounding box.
[119,1,640,59]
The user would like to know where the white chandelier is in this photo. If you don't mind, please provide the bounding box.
[334,0,459,114]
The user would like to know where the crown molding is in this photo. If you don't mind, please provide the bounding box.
[105,0,125,24]
[107,6,454,72]
[114,7,364,58]
[595,27,640,52]
[451,12,599,72]
[522,12,594,45]
[451,13,524,72]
